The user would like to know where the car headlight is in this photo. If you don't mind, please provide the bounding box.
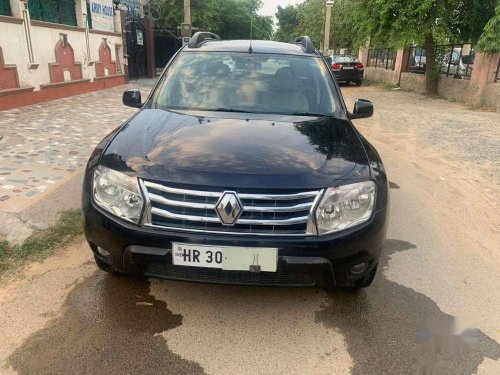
[315,181,376,235]
[93,165,144,223]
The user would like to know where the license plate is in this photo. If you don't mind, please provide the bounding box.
[343,66,354,69]
[172,243,278,272]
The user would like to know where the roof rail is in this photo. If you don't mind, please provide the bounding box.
[188,32,221,48]
[294,36,316,54]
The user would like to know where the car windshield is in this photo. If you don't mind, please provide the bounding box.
[153,52,338,116]
[332,56,358,63]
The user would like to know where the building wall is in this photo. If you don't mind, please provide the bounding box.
[1,20,31,87]
[364,67,399,85]
[386,71,499,111]
[362,50,405,85]
[0,0,126,111]
[437,76,473,103]
[399,72,426,94]
[482,83,500,110]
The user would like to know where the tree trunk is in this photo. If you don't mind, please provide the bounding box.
[424,35,438,94]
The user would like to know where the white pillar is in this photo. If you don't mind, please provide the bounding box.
[10,0,23,17]
[75,0,86,28]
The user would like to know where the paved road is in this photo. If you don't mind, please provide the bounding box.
[0,79,154,244]
[0,79,154,212]
[0,85,499,375]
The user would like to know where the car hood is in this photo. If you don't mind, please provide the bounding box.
[101,109,370,190]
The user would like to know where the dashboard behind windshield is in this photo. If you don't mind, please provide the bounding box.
[153,52,339,116]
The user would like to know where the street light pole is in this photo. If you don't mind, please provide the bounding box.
[184,0,191,24]
[324,0,334,53]
[181,0,192,45]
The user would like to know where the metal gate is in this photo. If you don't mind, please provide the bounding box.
[125,14,147,79]
[154,29,182,70]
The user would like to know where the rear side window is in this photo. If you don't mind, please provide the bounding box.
[153,52,340,116]
[332,56,359,63]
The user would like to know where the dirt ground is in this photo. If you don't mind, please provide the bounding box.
[0,85,499,375]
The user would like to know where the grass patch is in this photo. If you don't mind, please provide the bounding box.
[0,239,10,273]
[363,79,400,91]
[0,209,83,277]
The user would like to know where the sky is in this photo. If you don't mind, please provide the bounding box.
[258,0,303,25]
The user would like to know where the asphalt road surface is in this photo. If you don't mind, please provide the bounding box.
[1,85,499,375]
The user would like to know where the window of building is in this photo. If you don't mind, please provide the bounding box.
[29,0,78,27]
[86,1,92,29]
[0,0,12,16]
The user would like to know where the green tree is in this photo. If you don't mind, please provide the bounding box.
[352,0,497,93]
[453,0,498,43]
[274,5,300,42]
[477,5,500,53]
[276,0,361,50]
[329,0,362,49]
[154,0,220,32]
[216,0,273,39]
[295,0,325,47]
[154,0,273,40]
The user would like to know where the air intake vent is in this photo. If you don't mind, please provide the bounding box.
[144,263,316,286]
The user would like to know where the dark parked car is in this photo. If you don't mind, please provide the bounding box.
[327,55,364,86]
[82,34,388,290]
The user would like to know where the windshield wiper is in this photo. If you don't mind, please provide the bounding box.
[166,107,326,117]
[163,106,256,114]
[211,108,256,113]
[289,112,327,117]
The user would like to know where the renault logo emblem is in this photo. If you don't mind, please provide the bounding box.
[215,192,243,225]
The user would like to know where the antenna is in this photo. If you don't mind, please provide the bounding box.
[248,16,253,54]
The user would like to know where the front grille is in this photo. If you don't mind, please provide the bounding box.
[144,263,316,286]
[140,180,322,236]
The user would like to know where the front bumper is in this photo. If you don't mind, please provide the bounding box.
[333,70,364,82]
[83,194,388,287]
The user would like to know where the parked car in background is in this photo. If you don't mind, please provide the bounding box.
[407,46,475,79]
[327,55,364,86]
[441,48,475,78]
[83,34,388,290]
[408,48,426,74]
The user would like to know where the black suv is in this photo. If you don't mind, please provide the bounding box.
[82,33,389,289]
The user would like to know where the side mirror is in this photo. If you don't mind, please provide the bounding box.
[122,89,142,108]
[350,99,373,119]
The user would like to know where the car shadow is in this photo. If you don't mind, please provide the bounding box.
[337,82,357,88]
[316,239,500,374]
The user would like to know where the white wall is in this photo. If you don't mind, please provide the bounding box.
[0,0,123,91]
[88,32,121,63]
[0,22,31,86]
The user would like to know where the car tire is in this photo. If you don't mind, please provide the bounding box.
[338,263,378,290]
[94,255,121,274]
[355,80,363,87]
